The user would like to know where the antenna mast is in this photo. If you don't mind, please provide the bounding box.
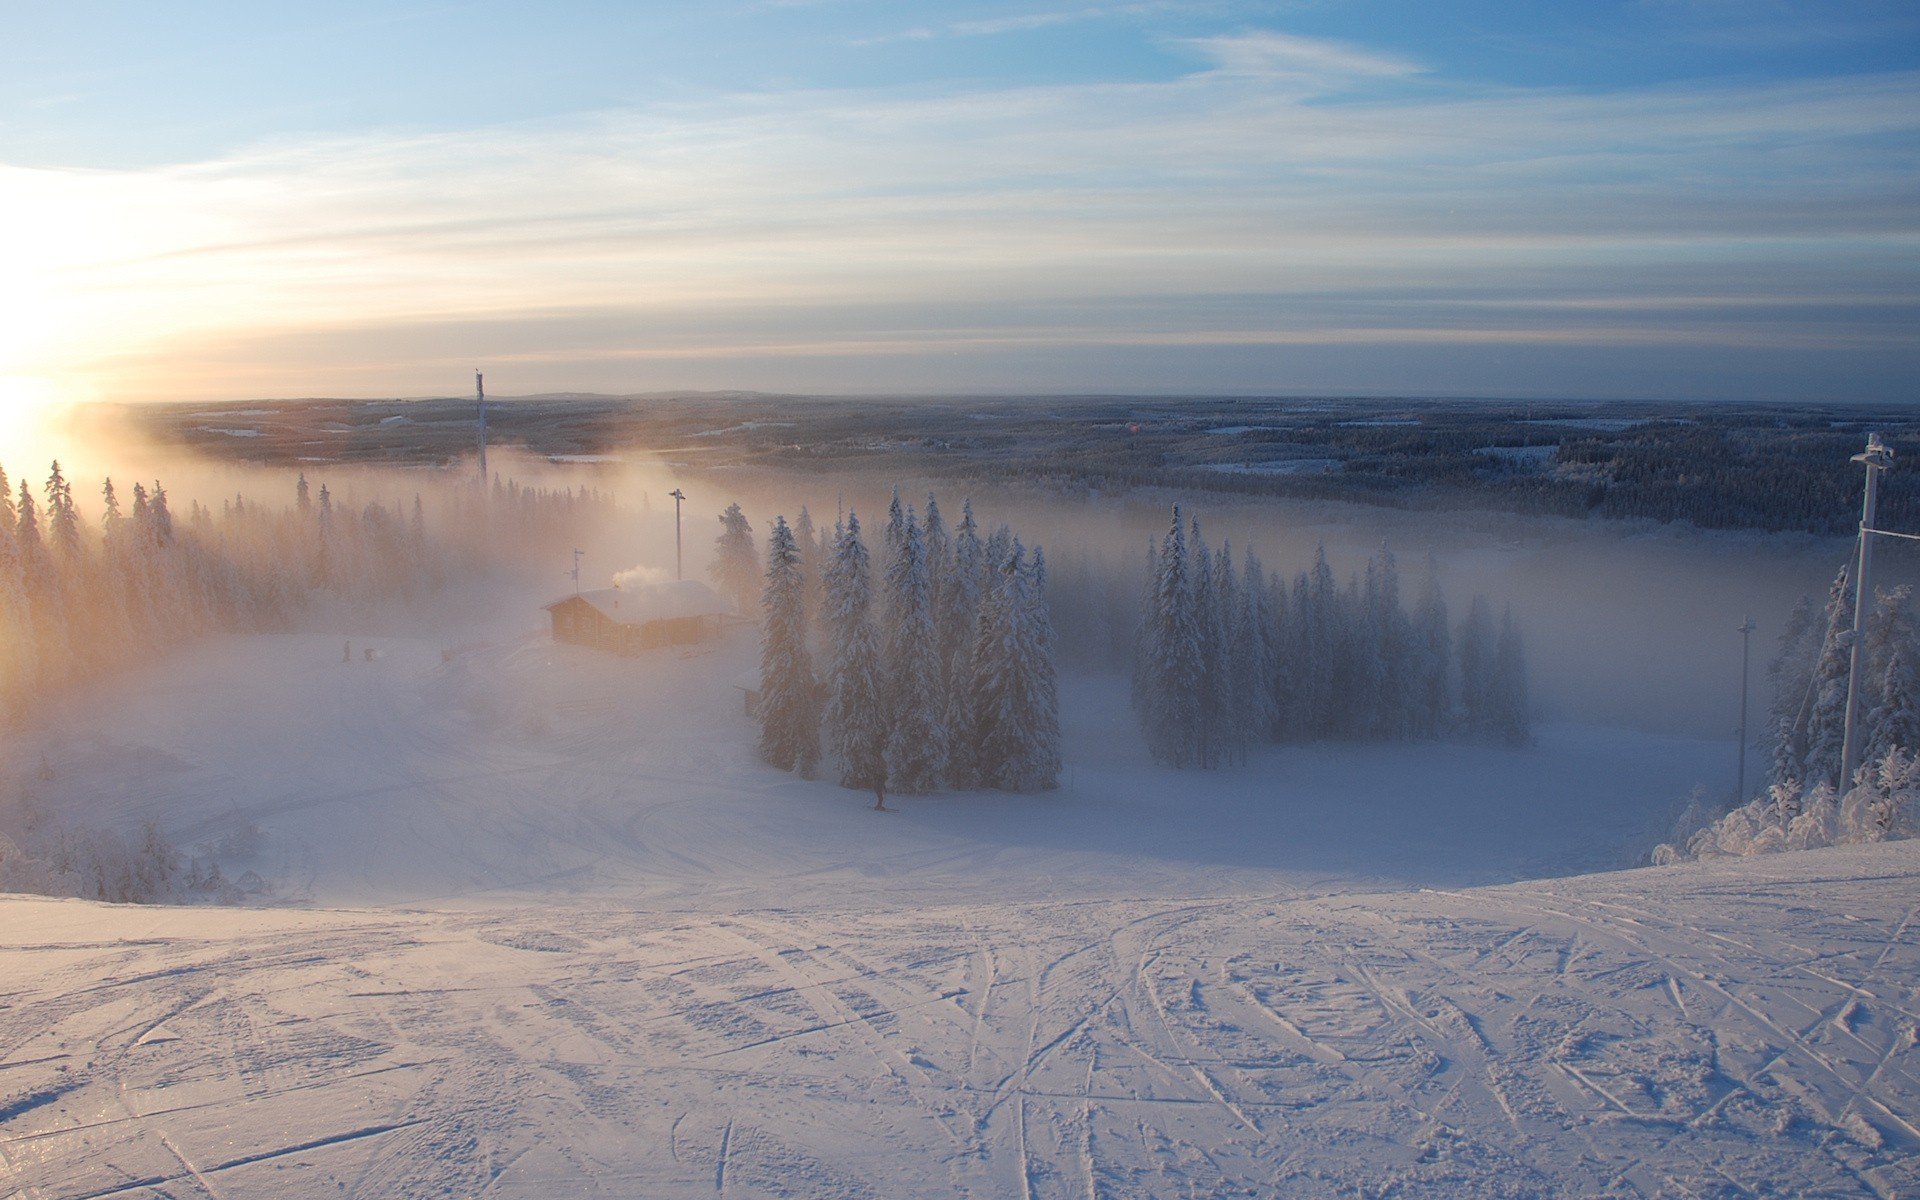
[475,369,488,486]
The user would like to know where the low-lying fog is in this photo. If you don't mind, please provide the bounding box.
[21,401,1898,752]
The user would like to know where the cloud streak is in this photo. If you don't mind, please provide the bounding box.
[3,43,1916,402]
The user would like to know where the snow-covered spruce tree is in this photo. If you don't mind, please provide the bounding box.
[882,487,906,582]
[823,512,889,805]
[1801,565,1857,790]
[1024,546,1063,788]
[1860,585,1918,766]
[0,489,32,711]
[1488,605,1532,747]
[710,502,759,616]
[940,500,985,788]
[1297,546,1342,741]
[1133,507,1204,767]
[882,508,947,793]
[757,516,820,776]
[793,505,822,650]
[971,540,1060,791]
[1188,521,1225,768]
[1372,547,1417,740]
[1765,592,1820,791]
[1349,556,1388,739]
[1411,552,1453,738]
[1237,548,1281,750]
[1457,594,1497,736]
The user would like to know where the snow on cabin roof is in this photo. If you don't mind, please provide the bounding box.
[548,579,731,624]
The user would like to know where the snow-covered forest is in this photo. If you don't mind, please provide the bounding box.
[1133,507,1529,769]
[1660,566,1920,860]
[0,456,611,901]
[1,410,1916,1199]
[730,492,1061,801]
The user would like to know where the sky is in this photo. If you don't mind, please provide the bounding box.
[1,0,1916,407]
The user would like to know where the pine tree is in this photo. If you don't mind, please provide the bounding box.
[1802,565,1857,789]
[1237,548,1280,751]
[0,491,33,710]
[823,512,889,804]
[1458,595,1497,735]
[1189,521,1224,767]
[941,500,986,787]
[45,461,81,563]
[793,505,821,648]
[1412,552,1453,737]
[972,540,1059,791]
[883,508,947,793]
[1488,605,1532,746]
[1865,641,1920,768]
[757,516,820,775]
[1297,546,1340,740]
[711,502,759,615]
[1133,507,1204,767]
[1211,540,1247,764]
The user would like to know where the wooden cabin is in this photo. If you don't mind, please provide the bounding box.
[545,580,732,655]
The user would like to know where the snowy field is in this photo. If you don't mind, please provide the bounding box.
[3,624,1917,1196]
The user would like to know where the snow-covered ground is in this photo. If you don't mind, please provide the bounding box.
[3,624,1916,1197]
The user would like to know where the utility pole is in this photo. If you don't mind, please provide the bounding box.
[475,369,489,487]
[1736,615,1756,802]
[668,488,686,581]
[571,548,584,594]
[1840,432,1895,789]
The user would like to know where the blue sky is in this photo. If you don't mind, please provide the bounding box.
[1,0,1915,402]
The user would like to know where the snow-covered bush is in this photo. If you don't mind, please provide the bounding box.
[1655,748,1920,863]
[0,799,185,904]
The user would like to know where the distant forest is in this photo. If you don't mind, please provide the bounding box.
[127,395,1920,538]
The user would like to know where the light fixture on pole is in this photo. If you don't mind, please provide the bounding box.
[1736,615,1756,803]
[669,488,687,581]
[1840,432,1895,790]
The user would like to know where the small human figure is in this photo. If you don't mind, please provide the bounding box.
[343,640,352,663]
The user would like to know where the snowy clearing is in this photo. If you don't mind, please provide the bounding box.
[3,845,1915,1198]
[3,625,1913,1197]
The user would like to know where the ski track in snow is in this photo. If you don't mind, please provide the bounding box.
[4,848,1918,1198]
[1,630,1916,1196]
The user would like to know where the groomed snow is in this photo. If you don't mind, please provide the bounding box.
[2,624,1914,1197]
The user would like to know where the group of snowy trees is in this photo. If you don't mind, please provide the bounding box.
[726,492,1062,802]
[0,458,623,721]
[1659,566,1920,861]
[0,459,453,716]
[1133,507,1530,768]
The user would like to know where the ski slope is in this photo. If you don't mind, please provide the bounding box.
[3,626,1916,1197]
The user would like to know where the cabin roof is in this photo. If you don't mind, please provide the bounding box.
[546,579,731,625]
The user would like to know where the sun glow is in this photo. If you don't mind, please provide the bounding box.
[0,375,76,477]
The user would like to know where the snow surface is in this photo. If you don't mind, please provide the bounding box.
[3,625,1916,1197]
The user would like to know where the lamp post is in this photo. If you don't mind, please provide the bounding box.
[669,488,686,581]
[571,548,584,594]
[1736,615,1756,802]
[1840,432,1895,790]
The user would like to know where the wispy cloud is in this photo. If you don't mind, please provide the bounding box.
[1177,29,1425,80]
[4,42,1915,401]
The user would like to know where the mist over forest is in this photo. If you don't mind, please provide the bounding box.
[5,392,1918,1197]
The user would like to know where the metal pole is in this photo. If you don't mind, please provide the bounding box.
[1736,616,1755,801]
[1840,432,1894,789]
[669,488,686,581]
[571,548,583,594]
[475,369,488,487]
